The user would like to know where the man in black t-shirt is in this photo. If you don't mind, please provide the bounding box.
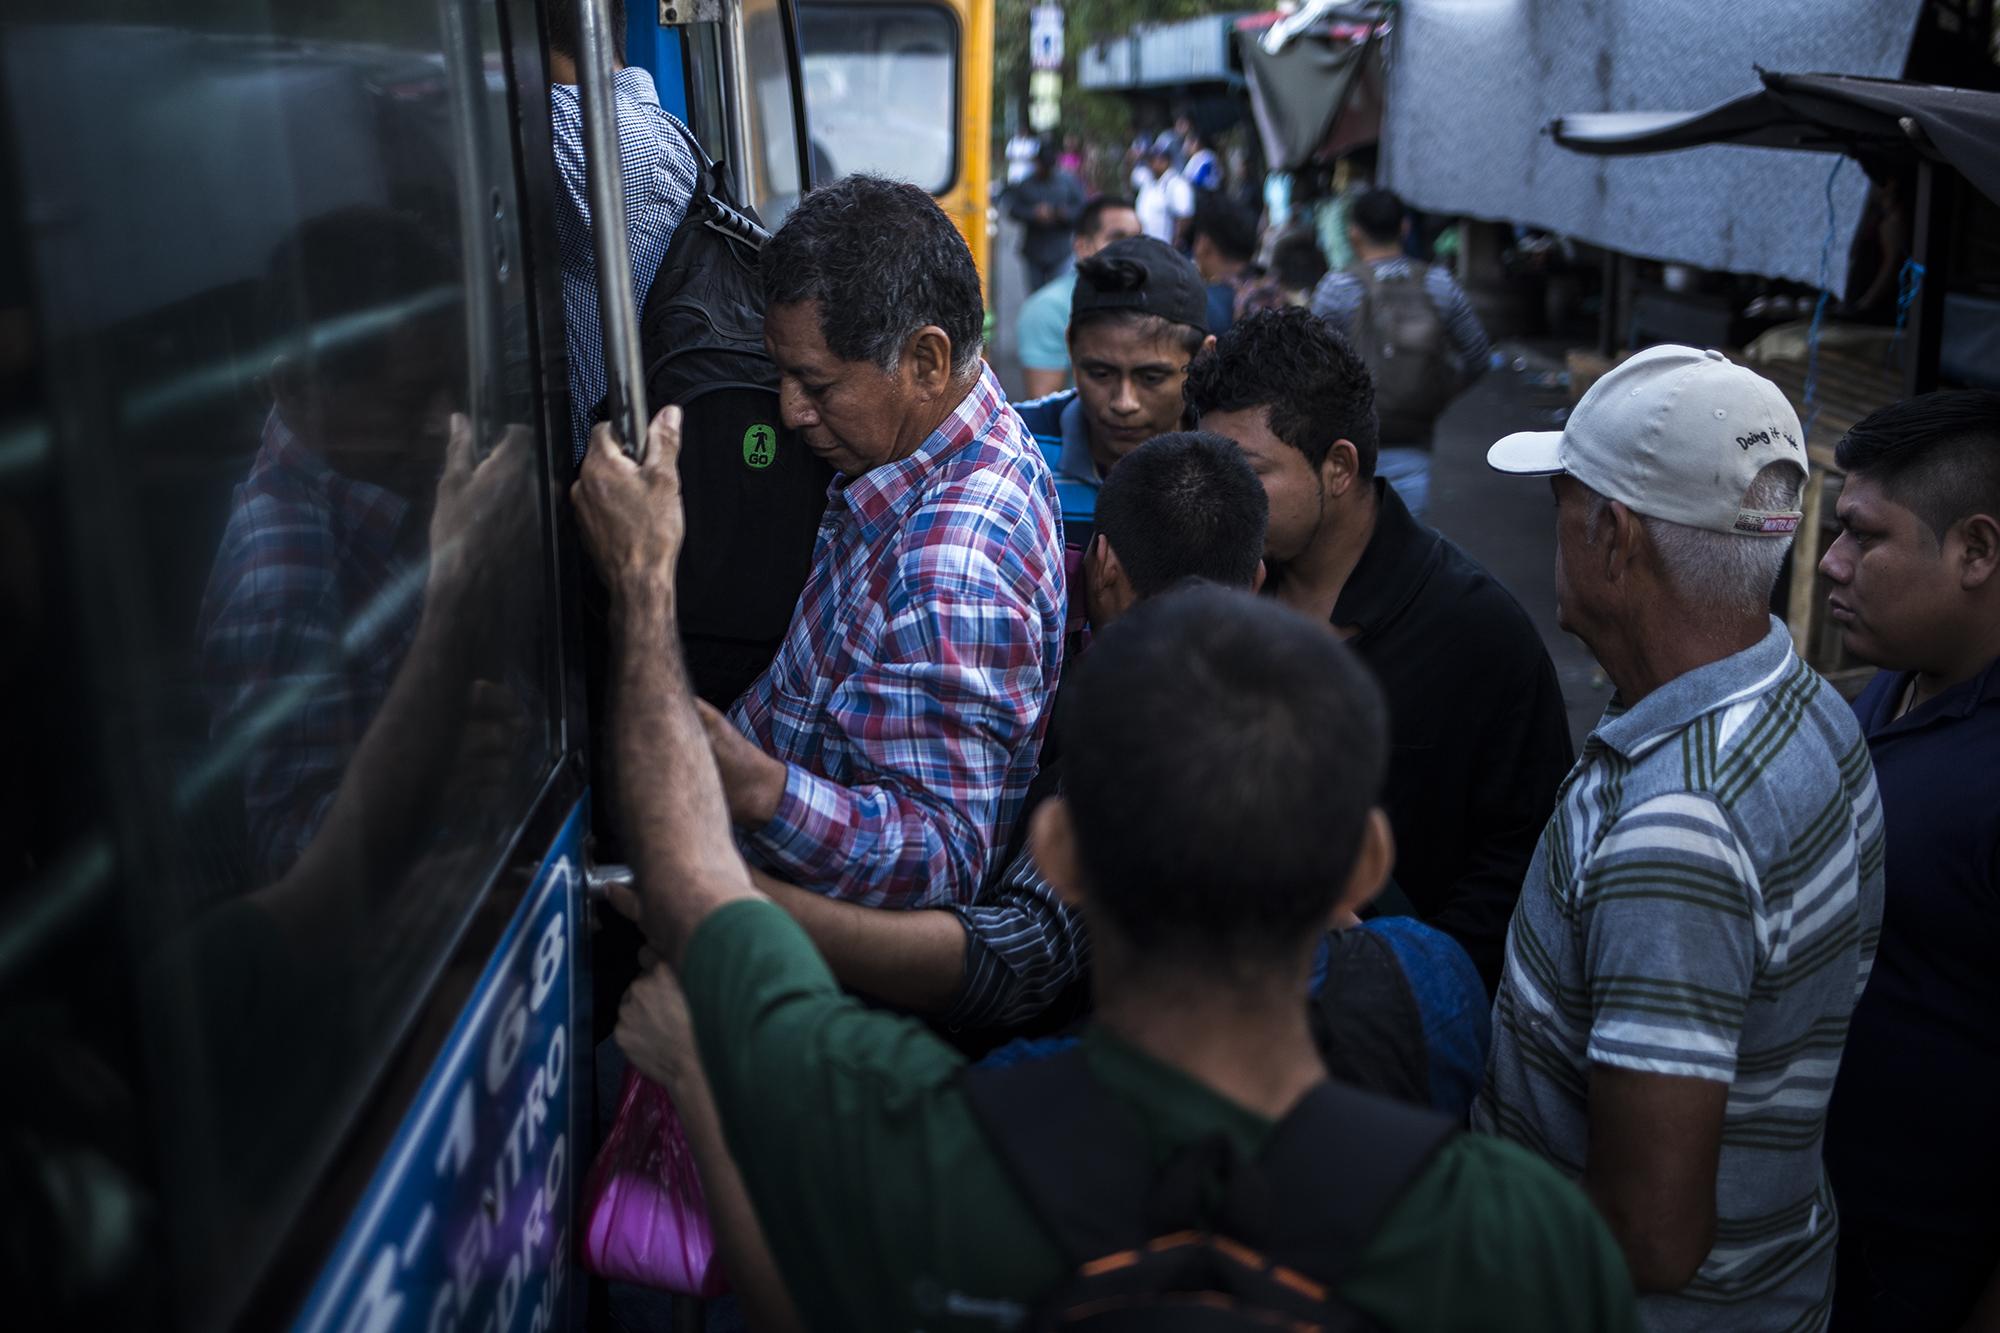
[1188,307,1572,993]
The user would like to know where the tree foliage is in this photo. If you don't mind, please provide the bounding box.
[993,0,1246,155]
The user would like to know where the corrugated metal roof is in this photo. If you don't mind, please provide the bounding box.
[1079,13,1246,91]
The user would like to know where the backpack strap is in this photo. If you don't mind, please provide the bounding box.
[962,1044,1457,1284]
[1252,1079,1456,1282]
[962,1047,1160,1265]
[661,116,771,248]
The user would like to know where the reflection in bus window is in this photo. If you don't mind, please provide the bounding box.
[798,2,957,194]
[0,8,558,1328]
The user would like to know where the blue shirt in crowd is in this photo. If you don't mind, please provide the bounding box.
[1014,388,1102,544]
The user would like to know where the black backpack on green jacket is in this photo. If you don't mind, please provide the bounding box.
[962,1047,1456,1331]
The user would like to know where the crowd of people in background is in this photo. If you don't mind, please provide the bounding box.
[1005,117,1491,524]
[554,28,1998,1327]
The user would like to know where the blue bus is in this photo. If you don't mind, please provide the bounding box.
[0,4,809,1330]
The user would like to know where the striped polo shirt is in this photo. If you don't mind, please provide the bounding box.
[1013,388,1100,543]
[1474,617,1884,1333]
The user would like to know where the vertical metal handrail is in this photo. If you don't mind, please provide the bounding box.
[717,0,758,204]
[575,0,652,461]
[437,0,501,455]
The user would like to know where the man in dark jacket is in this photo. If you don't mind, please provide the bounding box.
[1008,139,1087,293]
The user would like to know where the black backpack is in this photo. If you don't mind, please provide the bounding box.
[963,1047,1456,1330]
[1350,262,1458,445]
[631,119,830,708]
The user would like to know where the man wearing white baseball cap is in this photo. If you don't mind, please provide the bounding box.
[1472,345,1886,1331]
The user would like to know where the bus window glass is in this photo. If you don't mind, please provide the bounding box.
[743,0,808,227]
[0,3,558,1326]
[797,2,957,194]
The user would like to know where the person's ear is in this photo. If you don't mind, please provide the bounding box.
[1329,808,1394,925]
[1087,534,1133,625]
[1954,513,2000,591]
[1603,498,1644,584]
[1320,438,1362,499]
[1029,798,1087,908]
[1250,557,1268,594]
[903,325,955,397]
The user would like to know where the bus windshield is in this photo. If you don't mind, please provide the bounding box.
[798,2,957,194]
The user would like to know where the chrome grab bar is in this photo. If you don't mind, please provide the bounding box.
[574,0,653,462]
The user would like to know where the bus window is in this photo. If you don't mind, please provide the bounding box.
[744,0,808,224]
[797,2,958,194]
[0,3,564,1327]
[680,0,810,228]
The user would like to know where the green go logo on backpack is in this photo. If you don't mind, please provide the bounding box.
[742,423,777,470]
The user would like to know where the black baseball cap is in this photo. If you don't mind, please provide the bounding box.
[1068,236,1210,337]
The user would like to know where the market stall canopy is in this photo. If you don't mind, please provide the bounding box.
[1234,2,1383,171]
[1379,0,1926,290]
[1551,71,2000,210]
[1551,70,2000,395]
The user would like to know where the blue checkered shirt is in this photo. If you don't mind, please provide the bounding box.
[550,68,699,463]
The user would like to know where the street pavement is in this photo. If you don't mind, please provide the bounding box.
[1428,347,1614,751]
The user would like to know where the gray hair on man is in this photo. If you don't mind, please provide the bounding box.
[1586,462,1803,617]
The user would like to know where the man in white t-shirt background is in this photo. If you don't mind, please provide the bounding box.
[1134,132,1193,248]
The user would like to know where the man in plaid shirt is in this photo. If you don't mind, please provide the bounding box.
[691,176,1066,909]
[199,210,460,882]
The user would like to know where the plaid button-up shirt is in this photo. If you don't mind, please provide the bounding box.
[729,366,1066,908]
[550,68,698,464]
[197,413,424,881]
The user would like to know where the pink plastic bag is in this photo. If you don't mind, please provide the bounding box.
[580,1067,730,1297]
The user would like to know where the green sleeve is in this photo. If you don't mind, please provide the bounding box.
[681,899,1064,1328]
[1342,1135,1641,1333]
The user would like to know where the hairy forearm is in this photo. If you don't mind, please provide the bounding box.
[752,870,967,1013]
[612,589,758,964]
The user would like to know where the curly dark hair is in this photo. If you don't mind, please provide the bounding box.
[1184,306,1379,479]
[761,174,984,374]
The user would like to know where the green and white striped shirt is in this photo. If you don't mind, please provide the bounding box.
[1474,618,1884,1333]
